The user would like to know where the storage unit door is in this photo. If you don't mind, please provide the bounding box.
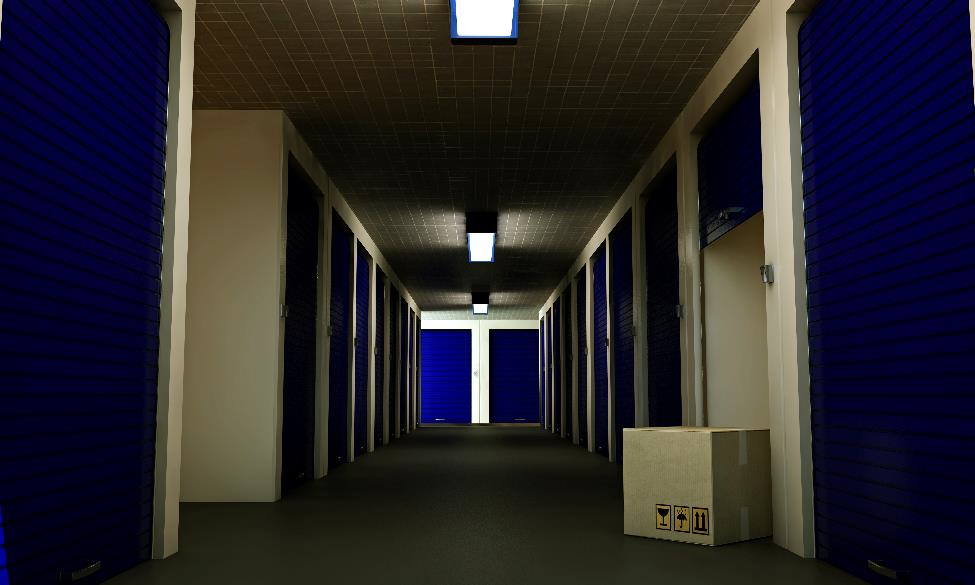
[562,285,573,439]
[408,309,415,430]
[545,309,553,431]
[576,269,588,448]
[592,245,610,456]
[553,300,562,435]
[539,317,545,425]
[489,330,540,423]
[611,214,634,463]
[0,2,169,582]
[388,288,399,439]
[353,244,371,455]
[697,80,763,248]
[644,167,683,426]
[281,169,320,493]
[374,270,385,448]
[400,299,409,433]
[420,330,472,424]
[799,2,975,583]
[328,213,353,469]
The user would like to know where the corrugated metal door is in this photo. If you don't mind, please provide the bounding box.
[353,244,370,455]
[489,330,540,423]
[420,330,472,424]
[592,245,609,456]
[400,299,408,434]
[697,80,763,248]
[545,309,553,431]
[408,309,415,430]
[388,287,399,439]
[611,214,634,463]
[328,213,352,469]
[0,1,169,581]
[374,270,385,448]
[576,269,588,448]
[562,285,573,440]
[539,317,545,426]
[553,300,562,435]
[281,167,320,493]
[644,167,682,426]
[799,2,975,583]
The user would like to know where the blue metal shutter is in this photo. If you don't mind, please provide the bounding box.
[545,309,553,430]
[697,80,763,248]
[420,330,472,424]
[328,213,352,469]
[281,167,320,493]
[387,287,399,440]
[400,299,408,434]
[539,318,545,426]
[0,1,169,582]
[553,300,562,435]
[576,269,588,448]
[374,270,385,448]
[799,2,975,583]
[353,244,370,455]
[592,245,609,456]
[644,167,682,426]
[489,330,540,423]
[408,309,415,430]
[562,285,573,439]
[611,214,634,463]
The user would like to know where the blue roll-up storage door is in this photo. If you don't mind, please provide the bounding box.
[400,299,408,434]
[328,213,352,469]
[420,330,472,424]
[592,245,609,456]
[697,80,763,248]
[539,317,545,426]
[799,2,975,583]
[489,330,540,423]
[545,309,553,430]
[644,167,683,426]
[353,243,371,455]
[0,2,169,582]
[388,287,399,439]
[374,270,385,448]
[576,269,588,448]
[553,300,562,435]
[611,214,634,463]
[562,285,573,440]
[408,309,415,430]
[415,317,421,427]
[281,165,320,493]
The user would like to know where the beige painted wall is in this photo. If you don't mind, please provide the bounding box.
[181,110,286,502]
[702,214,770,428]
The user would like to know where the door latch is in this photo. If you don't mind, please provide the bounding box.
[280,304,289,318]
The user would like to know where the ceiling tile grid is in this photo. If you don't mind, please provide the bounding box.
[194,0,757,315]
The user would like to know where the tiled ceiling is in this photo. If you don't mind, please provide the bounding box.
[193,0,757,318]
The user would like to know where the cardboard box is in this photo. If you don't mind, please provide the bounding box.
[623,427,772,546]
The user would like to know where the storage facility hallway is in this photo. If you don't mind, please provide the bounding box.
[107,427,859,585]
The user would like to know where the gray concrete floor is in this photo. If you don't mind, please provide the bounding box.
[109,427,864,585]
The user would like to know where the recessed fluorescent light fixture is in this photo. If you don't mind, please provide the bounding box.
[450,0,518,42]
[466,212,498,263]
[472,292,490,315]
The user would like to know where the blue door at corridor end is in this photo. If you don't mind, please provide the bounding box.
[592,244,609,456]
[799,1,975,583]
[489,330,540,423]
[420,330,472,424]
[0,1,169,582]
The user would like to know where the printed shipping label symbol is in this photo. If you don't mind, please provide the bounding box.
[655,504,672,530]
[692,507,710,535]
[673,506,691,533]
